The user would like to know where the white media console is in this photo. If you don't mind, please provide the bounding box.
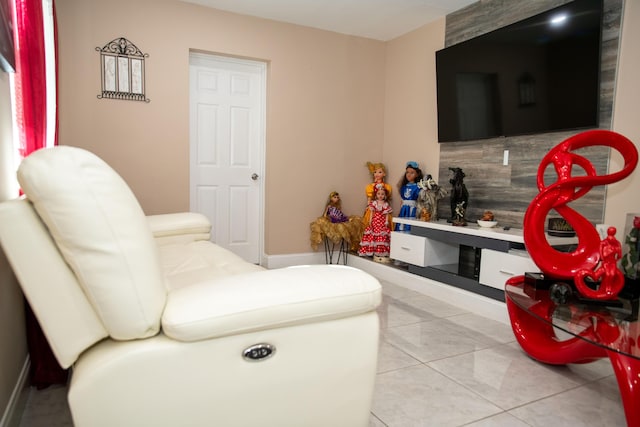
[390,218,577,301]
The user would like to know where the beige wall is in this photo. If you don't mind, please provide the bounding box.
[56,0,640,254]
[2,0,640,419]
[606,0,640,232]
[383,19,445,213]
[56,0,386,256]
[0,71,28,423]
[0,250,26,425]
[382,2,640,240]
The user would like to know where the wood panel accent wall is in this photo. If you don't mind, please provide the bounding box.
[436,0,623,228]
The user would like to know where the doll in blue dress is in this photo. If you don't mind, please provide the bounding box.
[395,161,425,232]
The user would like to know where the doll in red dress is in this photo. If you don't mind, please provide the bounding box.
[359,184,393,262]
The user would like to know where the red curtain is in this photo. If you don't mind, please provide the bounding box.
[12,0,67,388]
[12,0,50,158]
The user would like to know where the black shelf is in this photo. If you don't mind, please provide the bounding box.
[409,264,505,302]
[411,226,511,253]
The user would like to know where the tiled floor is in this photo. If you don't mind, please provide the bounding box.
[19,280,626,426]
[370,280,625,426]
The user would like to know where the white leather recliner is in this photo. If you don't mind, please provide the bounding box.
[0,146,381,427]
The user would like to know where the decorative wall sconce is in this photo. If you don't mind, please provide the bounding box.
[518,72,536,107]
[96,37,149,102]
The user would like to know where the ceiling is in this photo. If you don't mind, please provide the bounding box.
[180,0,478,41]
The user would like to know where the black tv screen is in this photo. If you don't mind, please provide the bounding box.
[436,0,603,142]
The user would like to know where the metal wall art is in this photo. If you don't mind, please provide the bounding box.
[96,37,149,102]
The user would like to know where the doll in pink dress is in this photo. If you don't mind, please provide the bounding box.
[359,184,393,262]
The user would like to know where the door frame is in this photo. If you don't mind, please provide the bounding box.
[188,52,267,265]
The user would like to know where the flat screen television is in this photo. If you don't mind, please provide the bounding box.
[435,0,603,142]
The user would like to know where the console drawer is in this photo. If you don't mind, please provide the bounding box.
[479,248,539,290]
[391,231,460,267]
[390,232,427,266]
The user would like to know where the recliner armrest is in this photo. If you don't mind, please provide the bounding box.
[147,212,211,245]
[161,265,381,342]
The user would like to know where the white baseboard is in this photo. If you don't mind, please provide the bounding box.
[262,252,509,325]
[0,356,30,427]
[263,252,325,269]
[347,256,509,325]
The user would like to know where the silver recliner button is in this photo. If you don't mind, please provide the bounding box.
[243,343,276,362]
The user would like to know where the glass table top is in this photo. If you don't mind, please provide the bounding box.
[505,280,640,360]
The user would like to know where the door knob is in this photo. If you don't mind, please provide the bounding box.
[251,173,259,181]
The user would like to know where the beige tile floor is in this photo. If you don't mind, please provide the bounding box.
[370,281,625,427]
[19,280,626,426]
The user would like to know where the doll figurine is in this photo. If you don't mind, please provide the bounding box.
[363,162,392,227]
[395,161,424,232]
[359,184,393,262]
[416,176,447,222]
[448,167,469,226]
[324,191,349,223]
[310,191,364,253]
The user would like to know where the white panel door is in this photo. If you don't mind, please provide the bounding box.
[189,53,265,264]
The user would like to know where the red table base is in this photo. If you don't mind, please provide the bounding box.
[506,294,640,426]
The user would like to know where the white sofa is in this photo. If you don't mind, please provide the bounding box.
[0,146,382,427]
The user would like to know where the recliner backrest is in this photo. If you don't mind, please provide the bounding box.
[0,198,108,368]
[17,146,167,341]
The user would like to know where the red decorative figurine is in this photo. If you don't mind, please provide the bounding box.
[524,130,638,300]
[507,130,640,427]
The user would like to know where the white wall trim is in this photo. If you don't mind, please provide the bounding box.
[263,252,325,269]
[348,256,509,324]
[0,356,30,427]
[262,252,509,324]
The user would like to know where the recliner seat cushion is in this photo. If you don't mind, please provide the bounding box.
[162,265,382,341]
[157,241,265,291]
[18,146,166,340]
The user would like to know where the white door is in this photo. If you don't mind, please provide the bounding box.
[189,53,265,264]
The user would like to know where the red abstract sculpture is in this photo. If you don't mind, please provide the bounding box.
[524,130,638,300]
